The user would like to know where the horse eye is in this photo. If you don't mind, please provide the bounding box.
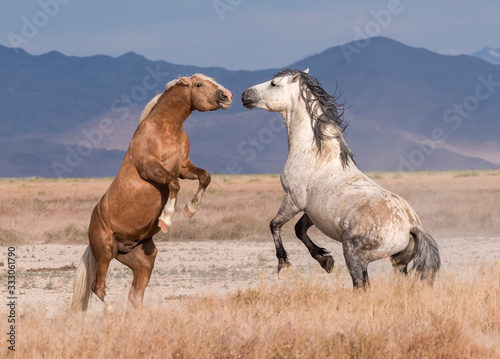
[270,81,277,87]
[196,83,202,87]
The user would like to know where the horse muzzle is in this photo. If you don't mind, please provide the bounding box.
[217,89,233,110]
[241,89,257,109]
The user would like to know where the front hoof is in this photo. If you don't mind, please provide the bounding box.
[319,255,335,273]
[158,221,170,233]
[183,205,195,219]
[278,261,293,279]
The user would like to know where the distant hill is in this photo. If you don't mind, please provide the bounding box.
[0,37,499,177]
[471,47,500,65]
[0,139,124,178]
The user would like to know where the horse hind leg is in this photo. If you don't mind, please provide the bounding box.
[115,238,157,308]
[295,214,334,273]
[342,234,370,289]
[390,235,415,275]
[88,208,115,304]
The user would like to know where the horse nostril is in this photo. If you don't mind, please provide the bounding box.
[219,90,228,101]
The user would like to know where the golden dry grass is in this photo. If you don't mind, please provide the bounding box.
[0,170,499,245]
[1,172,500,357]
[3,262,499,358]
[374,170,500,237]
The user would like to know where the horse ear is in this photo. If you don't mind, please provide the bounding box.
[303,68,309,74]
[291,73,301,83]
[178,77,190,86]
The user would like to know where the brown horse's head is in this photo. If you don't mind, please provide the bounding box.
[139,74,233,123]
[177,74,233,112]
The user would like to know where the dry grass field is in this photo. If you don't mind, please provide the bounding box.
[1,170,500,245]
[1,171,500,358]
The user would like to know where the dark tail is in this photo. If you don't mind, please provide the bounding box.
[410,226,441,283]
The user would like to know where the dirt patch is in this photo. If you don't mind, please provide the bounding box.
[3,234,499,317]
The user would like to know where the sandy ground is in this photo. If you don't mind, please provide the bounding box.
[2,234,499,317]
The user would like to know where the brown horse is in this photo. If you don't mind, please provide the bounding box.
[71,74,233,310]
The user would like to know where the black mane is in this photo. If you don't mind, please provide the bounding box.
[274,69,354,168]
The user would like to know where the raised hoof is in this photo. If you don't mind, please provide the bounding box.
[158,221,170,233]
[183,205,195,219]
[278,262,293,279]
[319,255,335,273]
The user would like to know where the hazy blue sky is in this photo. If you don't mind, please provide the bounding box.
[1,0,499,70]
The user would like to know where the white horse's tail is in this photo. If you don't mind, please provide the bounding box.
[410,226,441,283]
[71,246,97,311]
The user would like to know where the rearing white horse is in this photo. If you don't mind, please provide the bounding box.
[241,69,440,288]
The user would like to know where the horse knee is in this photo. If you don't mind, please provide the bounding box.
[169,179,180,193]
[199,171,211,188]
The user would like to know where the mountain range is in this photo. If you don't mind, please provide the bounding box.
[0,37,499,177]
[472,47,500,65]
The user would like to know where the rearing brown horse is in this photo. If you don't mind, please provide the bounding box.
[71,74,233,310]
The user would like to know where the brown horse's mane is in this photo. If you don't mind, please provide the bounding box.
[139,74,217,123]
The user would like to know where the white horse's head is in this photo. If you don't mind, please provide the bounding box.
[241,68,309,113]
[242,69,352,164]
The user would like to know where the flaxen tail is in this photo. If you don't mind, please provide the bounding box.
[71,246,97,311]
[410,226,441,283]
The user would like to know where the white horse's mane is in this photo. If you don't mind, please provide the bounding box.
[139,74,217,123]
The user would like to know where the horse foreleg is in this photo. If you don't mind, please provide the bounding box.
[135,159,180,233]
[179,159,211,218]
[116,238,157,308]
[157,178,180,233]
[158,194,177,233]
[271,194,301,275]
[295,214,334,273]
[158,178,180,233]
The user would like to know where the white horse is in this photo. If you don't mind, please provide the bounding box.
[241,69,440,288]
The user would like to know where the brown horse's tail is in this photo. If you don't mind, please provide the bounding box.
[71,246,97,311]
[410,226,441,283]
